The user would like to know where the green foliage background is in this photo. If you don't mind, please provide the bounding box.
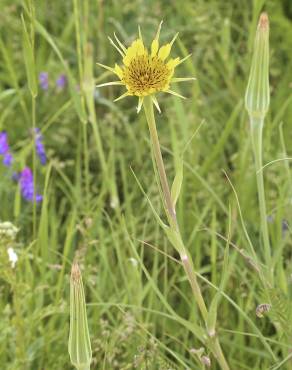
[0,0,292,369]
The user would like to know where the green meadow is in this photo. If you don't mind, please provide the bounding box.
[0,0,292,369]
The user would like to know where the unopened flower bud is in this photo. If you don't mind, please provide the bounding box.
[68,262,92,370]
[245,13,270,119]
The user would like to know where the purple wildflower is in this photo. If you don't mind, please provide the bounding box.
[56,74,67,90]
[39,72,49,90]
[34,128,47,165]
[0,131,13,166]
[19,167,42,203]
[3,152,13,166]
[12,172,20,182]
[0,131,9,154]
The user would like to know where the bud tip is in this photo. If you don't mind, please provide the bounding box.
[259,12,269,30]
[71,261,81,282]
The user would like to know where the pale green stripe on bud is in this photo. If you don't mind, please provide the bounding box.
[68,262,92,370]
[245,13,270,119]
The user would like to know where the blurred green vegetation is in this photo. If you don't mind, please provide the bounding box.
[0,0,292,369]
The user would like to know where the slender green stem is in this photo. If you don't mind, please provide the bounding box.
[72,0,91,211]
[26,0,37,239]
[73,0,84,92]
[143,96,229,370]
[82,122,90,211]
[212,338,230,370]
[13,282,28,368]
[32,95,37,238]
[88,98,107,173]
[143,95,206,315]
[180,251,208,320]
[143,96,176,228]
[250,116,272,283]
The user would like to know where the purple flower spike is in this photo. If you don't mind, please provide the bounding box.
[19,167,42,203]
[12,172,20,182]
[56,74,67,90]
[0,131,13,166]
[3,152,13,166]
[39,72,49,90]
[0,131,9,154]
[34,128,47,165]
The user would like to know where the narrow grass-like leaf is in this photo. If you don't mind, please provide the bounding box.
[170,158,183,207]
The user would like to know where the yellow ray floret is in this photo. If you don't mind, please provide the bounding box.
[97,22,195,113]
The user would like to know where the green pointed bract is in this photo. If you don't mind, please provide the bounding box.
[68,262,92,370]
[245,13,270,119]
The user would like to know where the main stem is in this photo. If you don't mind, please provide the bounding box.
[250,116,272,283]
[143,96,229,370]
[143,97,176,227]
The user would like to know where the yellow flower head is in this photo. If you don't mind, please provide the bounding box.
[97,22,195,113]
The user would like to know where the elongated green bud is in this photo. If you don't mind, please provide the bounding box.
[68,262,92,370]
[245,13,270,119]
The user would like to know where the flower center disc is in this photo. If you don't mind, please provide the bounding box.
[123,55,171,96]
